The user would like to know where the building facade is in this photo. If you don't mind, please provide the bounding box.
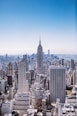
[49,66,66,103]
[7,62,13,86]
[71,59,75,70]
[37,40,43,74]
[12,60,30,115]
[18,61,27,93]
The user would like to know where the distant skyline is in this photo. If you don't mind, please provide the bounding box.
[0,0,76,55]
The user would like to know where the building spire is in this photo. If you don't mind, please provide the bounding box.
[39,36,41,45]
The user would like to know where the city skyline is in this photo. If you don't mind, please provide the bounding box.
[0,0,76,55]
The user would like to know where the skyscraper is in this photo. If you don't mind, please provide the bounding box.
[37,40,43,73]
[71,59,75,70]
[49,66,66,103]
[23,54,28,71]
[75,67,77,86]
[18,60,27,93]
[61,59,64,66]
[13,60,30,114]
[7,62,13,86]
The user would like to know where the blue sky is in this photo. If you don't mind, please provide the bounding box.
[0,0,76,54]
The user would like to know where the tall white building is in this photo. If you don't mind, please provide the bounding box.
[18,61,27,93]
[49,66,66,103]
[12,61,30,115]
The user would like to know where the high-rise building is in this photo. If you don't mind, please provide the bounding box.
[37,40,43,73]
[7,62,13,76]
[26,71,31,85]
[23,54,28,71]
[49,66,66,103]
[12,61,30,115]
[18,61,27,93]
[0,77,7,93]
[76,67,77,86]
[29,58,35,71]
[61,59,64,66]
[48,49,50,57]
[71,59,75,70]
[73,67,77,86]
[7,62,13,86]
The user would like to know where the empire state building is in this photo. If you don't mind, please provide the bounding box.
[37,40,43,73]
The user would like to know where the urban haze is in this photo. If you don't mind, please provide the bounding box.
[0,0,77,116]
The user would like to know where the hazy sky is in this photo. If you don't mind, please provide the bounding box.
[0,0,76,55]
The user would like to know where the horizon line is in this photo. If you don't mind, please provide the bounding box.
[0,53,77,56]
